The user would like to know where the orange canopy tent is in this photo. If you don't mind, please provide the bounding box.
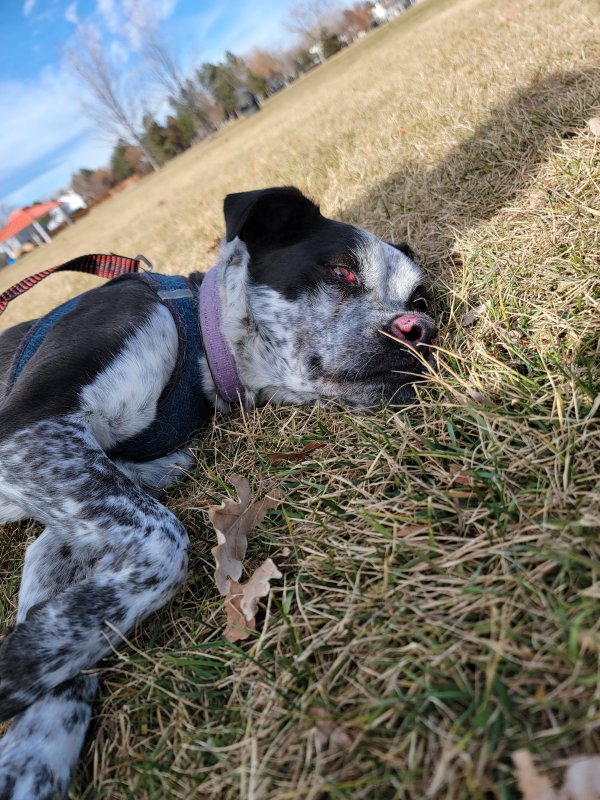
[0,201,59,249]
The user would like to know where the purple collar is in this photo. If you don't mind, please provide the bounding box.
[198,265,245,404]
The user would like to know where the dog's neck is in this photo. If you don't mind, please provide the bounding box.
[198,263,246,407]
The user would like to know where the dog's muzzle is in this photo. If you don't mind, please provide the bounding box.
[389,312,438,347]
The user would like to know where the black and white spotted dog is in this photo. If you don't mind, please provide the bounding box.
[0,187,437,799]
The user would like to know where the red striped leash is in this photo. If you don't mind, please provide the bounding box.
[0,253,153,316]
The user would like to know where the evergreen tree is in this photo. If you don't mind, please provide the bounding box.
[246,71,269,98]
[321,32,345,58]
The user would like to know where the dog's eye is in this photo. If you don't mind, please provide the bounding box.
[410,289,429,312]
[331,265,359,285]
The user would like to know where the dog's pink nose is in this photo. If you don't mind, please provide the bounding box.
[390,313,438,345]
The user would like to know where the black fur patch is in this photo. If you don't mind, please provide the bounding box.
[0,277,161,438]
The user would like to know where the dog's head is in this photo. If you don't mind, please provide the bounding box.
[218,186,438,409]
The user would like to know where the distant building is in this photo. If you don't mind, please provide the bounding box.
[371,1,416,24]
[58,190,87,213]
[0,193,85,258]
[308,42,325,65]
[0,201,62,260]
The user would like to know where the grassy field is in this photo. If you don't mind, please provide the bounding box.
[1,0,599,797]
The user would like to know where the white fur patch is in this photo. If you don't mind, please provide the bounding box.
[79,304,179,450]
[353,230,424,304]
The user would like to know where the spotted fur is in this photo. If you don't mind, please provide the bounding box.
[0,187,438,798]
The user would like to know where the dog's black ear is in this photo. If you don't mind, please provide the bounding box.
[388,241,416,261]
[224,187,320,251]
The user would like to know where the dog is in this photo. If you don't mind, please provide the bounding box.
[0,186,437,799]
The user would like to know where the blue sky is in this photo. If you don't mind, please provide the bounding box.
[0,0,305,208]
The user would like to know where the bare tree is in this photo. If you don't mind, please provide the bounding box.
[274,46,303,80]
[336,5,371,40]
[245,48,284,82]
[66,27,160,171]
[71,167,114,202]
[284,0,338,49]
[140,30,215,136]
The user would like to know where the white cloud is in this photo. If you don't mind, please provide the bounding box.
[197,0,293,64]
[125,0,179,51]
[96,0,119,33]
[110,40,129,64]
[23,0,36,16]
[5,137,112,206]
[65,2,79,25]
[0,66,111,206]
[96,0,179,51]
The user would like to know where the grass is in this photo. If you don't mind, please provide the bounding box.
[1,0,599,796]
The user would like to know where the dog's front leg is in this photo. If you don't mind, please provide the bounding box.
[0,416,189,796]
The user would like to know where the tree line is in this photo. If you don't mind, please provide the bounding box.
[68,1,412,202]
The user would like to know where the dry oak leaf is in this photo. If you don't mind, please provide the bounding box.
[223,559,282,643]
[224,580,254,643]
[209,474,281,596]
[240,558,282,621]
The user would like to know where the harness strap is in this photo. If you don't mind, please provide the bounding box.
[106,272,212,463]
[0,253,146,315]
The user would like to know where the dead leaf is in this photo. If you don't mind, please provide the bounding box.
[209,475,281,595]
[208,235,222,252]
[309,707,353,755]
[455,475,474,486]
[209,477,284,643]
[224,581,255,643]
[461,303,486,327]
[240,558,282,621]
[588,117,600,136]
[509,329,524,341]
[397,524,428,537]
[263,441,325,463]
[449,464,474,486]
[222,559,282,642]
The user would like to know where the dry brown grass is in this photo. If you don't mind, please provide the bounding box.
[1,0,599,797]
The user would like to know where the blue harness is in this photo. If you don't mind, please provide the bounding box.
[7,273,212,463]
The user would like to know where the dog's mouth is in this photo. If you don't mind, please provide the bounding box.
[310,346,436,391]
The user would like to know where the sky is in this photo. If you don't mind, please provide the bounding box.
[0,0,307,209]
